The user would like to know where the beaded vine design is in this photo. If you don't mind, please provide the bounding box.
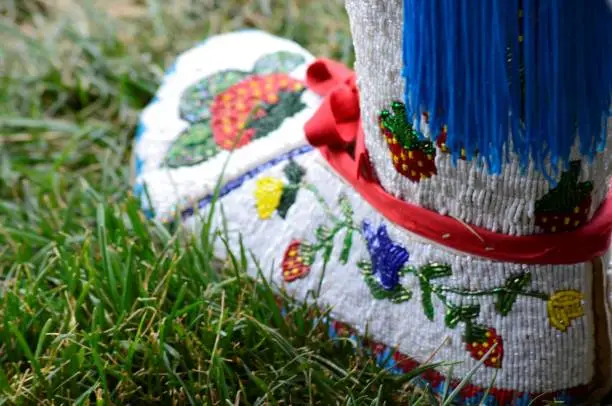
[164,51,307,168]
[358,227,585,368]
[281,193,357,283]
[535,161,593,233]
[277,181,586,369]
[272,296,590,405]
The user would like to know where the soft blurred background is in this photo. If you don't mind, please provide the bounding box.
[0,2,447,405]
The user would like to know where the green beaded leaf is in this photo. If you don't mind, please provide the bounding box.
[357,260,372,272]
[421,263,452,280]
[535,161,594,213]
[283,159,305,184]
[420,282,435,321]
[277,185,299,219]
[247,90,306,141]
[339,229,353,265]
[164,123,219,168]
[339,194,354,222]
[314,224,334,263]
[316,225,331,241]
[464,322,489,343]
[495,272,532,316]
[362,268,413,304]
[179,70,249,123]
[444,304,480,329]
[300,242,315,266]
[252,51,306,75]
[322,242,334,264]
[379,102,416,147]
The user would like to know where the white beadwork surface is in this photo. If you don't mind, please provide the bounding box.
[133,31,319,222]
[345,0,612,236]
[183,147,595,393]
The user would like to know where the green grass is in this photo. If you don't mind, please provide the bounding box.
[0,1,482,404]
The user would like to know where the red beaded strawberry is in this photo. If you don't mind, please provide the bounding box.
[281,240,313,282]
[465,326,503,368]
[165,51,307,168]
[535,161,593,233]
[379,102,437,182]
[210,74,305,150]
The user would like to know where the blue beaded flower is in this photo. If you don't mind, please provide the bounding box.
[362,220,410,291]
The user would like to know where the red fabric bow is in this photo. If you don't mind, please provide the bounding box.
[304,59,374,181]
[304,58,612,265]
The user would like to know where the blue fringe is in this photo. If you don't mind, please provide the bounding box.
[402,0,612,179]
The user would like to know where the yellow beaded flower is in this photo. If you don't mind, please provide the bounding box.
[547,290,584,332]
[254,177,284,219]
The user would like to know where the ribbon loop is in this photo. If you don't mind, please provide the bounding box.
[305,59,355,95]
[304,58,368,178]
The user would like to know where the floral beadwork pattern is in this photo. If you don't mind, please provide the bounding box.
[254,177,284,219]
[275,179,587,369]
[280,194,357,284]
[357,221,412,303]
[547,290,585,332]
[379,102,437,182]
[358,251,522,368]
[164,51,307,168]
[209,74,305,150]
[253,159,305,220]
[535,161,593,233]
[359,252,584,367]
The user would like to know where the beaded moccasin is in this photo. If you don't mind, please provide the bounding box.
[132,2,612,404]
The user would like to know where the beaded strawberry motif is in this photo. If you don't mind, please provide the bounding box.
[210,74,305,150]
[281,240,313,282]
[276,181,586,369]
[379,102,437,182]
[165,51,306,168]
[465,327,504,368]
[280,194,356,283]
[535,161,593,233]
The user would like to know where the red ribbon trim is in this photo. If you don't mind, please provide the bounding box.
[304,58,612,265]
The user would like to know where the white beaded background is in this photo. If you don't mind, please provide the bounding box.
[183,147,596,393]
